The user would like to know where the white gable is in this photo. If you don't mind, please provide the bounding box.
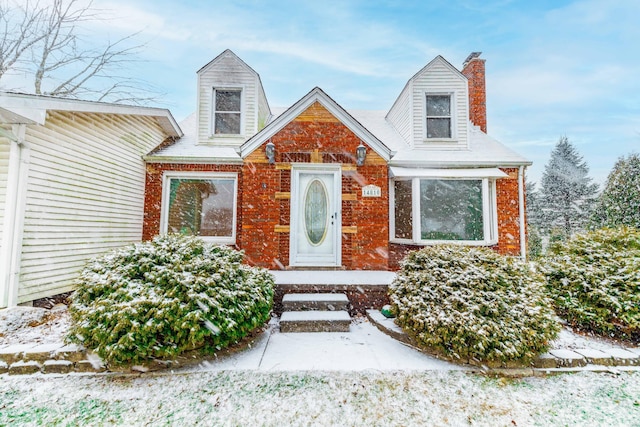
[387,56,470,150]
[196,50,271,146]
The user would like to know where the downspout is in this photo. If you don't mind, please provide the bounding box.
[518,165,526,261]
[0,124,28,308]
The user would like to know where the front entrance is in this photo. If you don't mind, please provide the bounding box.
[290,166,341,266]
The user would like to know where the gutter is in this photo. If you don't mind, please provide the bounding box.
[518,165,526,260]
[0,124,29,307]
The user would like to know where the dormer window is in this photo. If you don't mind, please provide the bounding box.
[425,94,452,139]
[213,88,242,134]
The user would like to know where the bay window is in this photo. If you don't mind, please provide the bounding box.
[390,170,501,245]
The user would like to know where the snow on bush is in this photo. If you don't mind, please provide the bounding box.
[389,246,559,364]
[68,235,274,365]
[544,227,640,342]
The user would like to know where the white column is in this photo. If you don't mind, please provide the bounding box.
[518,165,526,261]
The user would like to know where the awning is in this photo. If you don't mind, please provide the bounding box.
[389,167,508,179]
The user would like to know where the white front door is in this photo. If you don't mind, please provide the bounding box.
[290,167,341,266]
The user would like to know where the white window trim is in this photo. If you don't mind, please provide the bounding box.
[210,86,245,137]
[389,176,498,246]
[160,171,238,244]
[422,91,457,142]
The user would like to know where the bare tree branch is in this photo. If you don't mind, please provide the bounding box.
[0,0,48,78]
[0,0,161,105]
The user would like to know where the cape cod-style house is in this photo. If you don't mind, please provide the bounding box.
[143,50,530,273]
[0,49,531,308]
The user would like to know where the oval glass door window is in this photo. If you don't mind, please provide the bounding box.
[304,179,329,245]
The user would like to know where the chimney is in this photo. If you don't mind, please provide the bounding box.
[461,52,487,133]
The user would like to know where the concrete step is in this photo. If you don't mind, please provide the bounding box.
[282,293,349,312]
[280,310,351,333]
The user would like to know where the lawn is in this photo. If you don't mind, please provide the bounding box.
[2,370,639,426]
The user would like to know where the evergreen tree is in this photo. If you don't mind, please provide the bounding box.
[591,153,640,228]
[525,179,543,228]
[525,179,543,258]
[538,136,599,236]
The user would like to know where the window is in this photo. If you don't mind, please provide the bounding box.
[162,173,237,243]
[420,179,484,241]
[393,180,413,239]
[213,89,242,134]
[391,177,497,244]
[425,94,452,139]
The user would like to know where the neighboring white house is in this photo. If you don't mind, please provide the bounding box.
[0,93,181,308]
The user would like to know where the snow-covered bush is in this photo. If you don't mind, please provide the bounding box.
[389,246,559,364]
[68,235,274,365]
[544,227,640,341]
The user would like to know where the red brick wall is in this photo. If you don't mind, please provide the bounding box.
[494,167,523,256]
[241,102,390,270]
[142,163,243,242]
[461,57,487,133]
[143,106,524,270]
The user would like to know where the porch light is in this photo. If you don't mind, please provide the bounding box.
[265,141,276,164]
[356,143,367,166]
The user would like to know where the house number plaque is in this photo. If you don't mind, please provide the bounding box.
[362,185,381,198]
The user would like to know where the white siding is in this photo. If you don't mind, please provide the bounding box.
[198,53,259,145]
[386,83,412,143]
[257,83,271,131]
[16,111,167,302]
[411,60,469,149]
[0,132,9,257]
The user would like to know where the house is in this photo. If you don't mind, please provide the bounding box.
[143,50,530,279]
[0,50,531,309]
[0,94,181,308]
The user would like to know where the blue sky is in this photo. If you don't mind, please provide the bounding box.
[12,0,640,184]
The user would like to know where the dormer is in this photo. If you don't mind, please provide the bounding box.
[387,53,486,150]
[196,50,271,146]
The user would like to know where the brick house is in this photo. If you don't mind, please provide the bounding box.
[143,50,531,274]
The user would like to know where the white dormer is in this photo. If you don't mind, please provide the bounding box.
[386,55,470,150]
[196,50,271,146]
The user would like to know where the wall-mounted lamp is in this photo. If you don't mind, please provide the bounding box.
[265,141,276,164]
[356,143,367,166]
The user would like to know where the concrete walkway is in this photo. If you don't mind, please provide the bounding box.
[193,318,462,372]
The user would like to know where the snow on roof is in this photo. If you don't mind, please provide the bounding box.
[148,109,530,167]
[145,112,242,163]
[390,125,531,167]
[0,91,182,138]
[347,110,531,167]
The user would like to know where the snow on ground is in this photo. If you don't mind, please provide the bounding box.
[0,305,70,346]
[2,305,640,425]
[1,370,639,425]
[550,326,631,352]
[0,305,632,354]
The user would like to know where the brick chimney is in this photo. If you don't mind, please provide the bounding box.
[461,52,487,133]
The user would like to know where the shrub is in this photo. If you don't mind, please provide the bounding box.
[389,246,559,364]
[68,235,274,365]
[544,227,640,341]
